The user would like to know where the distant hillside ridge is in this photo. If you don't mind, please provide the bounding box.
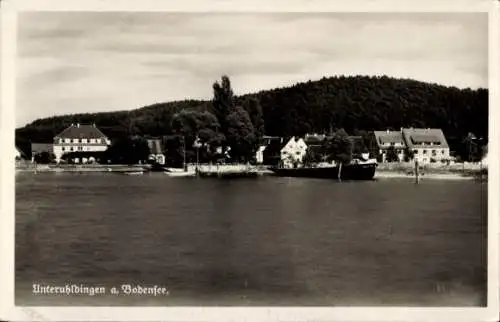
[16,75,488,156]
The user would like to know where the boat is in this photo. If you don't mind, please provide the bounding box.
[164,170,196,177]
[122,170,144,175]
[149,163,168,172]
[269,158,377,180]
[196,168,259,178]
[195,164,260,179]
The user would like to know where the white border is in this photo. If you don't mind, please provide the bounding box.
[1,0,499,321]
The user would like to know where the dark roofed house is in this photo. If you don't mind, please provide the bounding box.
[402,128,450,164]
[373,130,405,162]
[262,137,287,166]
[53,123,111,163]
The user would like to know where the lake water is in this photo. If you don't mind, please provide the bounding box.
[15,173,487,306]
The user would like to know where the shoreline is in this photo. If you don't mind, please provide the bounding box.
[16,163,487,181]
[375,170,483,181]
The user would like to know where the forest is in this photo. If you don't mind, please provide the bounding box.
[16,74,488,164]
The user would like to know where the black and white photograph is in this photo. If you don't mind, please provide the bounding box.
[1,0,499,321]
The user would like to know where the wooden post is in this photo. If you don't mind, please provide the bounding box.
[338,162,343,181]
[414,159,419,184]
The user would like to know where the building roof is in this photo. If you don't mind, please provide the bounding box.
[402,128,449,149]
[147,139,163,154]
[54,123,108,139]
[31,143,53,154]
[263,137,288,157]
[373,130,405,148]
[304,135,326,146]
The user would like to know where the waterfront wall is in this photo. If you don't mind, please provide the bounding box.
[377,161,486,173]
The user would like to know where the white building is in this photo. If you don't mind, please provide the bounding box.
[373,130,406,162]
[401,128,450,164]
[147,138,166,165]
[255,145,266,164]
[280,137,308,168]
[53,123,111,163]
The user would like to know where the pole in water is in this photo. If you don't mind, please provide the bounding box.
[414,159,419,184]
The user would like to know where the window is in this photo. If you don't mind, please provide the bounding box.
[78,146,83,151]
[442,150,445,155]
[413,149,418,154]
[432,150,436,156]
[70,147,74,151]
[62,147,65,151]
[423,150,427,154]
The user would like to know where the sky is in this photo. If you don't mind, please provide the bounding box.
[16,12,488,127]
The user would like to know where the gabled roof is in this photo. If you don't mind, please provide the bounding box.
[263,137,288,156]
[281,137,307,152]
[373,130,405,148]
[147,139,163,154]
[402,128,449,149]
[54,124,108,139]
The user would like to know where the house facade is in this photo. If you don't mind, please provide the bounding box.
[255,145,266,164]
[373,130,406,162]
[146,138,166,165]
[280,137,308,168]
[401,128,450,164]
[53,123,111,163]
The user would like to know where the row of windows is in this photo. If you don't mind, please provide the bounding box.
[385,141,441,147]
[62,146,88,152]
[413,149,446,155]
[59,138,106,144]
[411,140,442,146]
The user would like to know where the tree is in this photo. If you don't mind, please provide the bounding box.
[303,147,323,166]
[212,75,235,136]
[105,137,150,164]
[385,146,399,162]
[403,148,414,162]
[243,97,265,142]
[225,106,256,162]
[170,109,223,162]
[324,129,352,164]
[34,152,55,164]
[323,129,352,180]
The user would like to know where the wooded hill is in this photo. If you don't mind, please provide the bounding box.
[16,75,488,159]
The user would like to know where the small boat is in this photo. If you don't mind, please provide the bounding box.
[123,170,144,175]
[164,169,196,177]
[165,168,188,173]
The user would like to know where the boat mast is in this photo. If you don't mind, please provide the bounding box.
[182,135,187,171]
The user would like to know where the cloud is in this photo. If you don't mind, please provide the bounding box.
[16,12,488,127]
